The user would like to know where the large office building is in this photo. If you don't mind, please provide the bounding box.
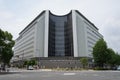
[13,10,103,68]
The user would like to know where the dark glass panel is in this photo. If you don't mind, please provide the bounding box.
[48,11,74,57]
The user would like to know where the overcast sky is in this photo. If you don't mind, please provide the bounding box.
[0,0,120,53]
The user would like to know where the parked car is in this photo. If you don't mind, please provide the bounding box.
[27,66,34,70]
[117,66,120,70]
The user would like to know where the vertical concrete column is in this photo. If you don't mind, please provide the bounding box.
[44,10,49,57]
[34,21,38,57]
[72,10,78,57]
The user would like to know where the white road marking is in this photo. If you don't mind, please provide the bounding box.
[93,74,99,76]
[63,73,76,75]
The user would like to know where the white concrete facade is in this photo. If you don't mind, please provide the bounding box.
[72,10,78,57]
[75,11,103,57]
[44,10,49,57]
[13,11,46,61]
[13,10,102,61]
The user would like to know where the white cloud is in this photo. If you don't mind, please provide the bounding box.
[0,0,120,53]
[0,11,14,19]
[101,15,120,53]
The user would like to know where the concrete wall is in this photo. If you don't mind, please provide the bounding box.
[14,22,35,60]
[14,11,46,60]
[38,57,82,68]
[75,12,87,57]
[75,11,103,57]
[34,13,45,57]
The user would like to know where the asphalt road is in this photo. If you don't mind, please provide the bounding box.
[0,70,120,80]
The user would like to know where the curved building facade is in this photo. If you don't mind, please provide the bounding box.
[48,11,74,57]
[13,10,103,68]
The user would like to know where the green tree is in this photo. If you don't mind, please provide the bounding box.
[29,59,37,66]
[80,58,88,68]
[0,29,15,69]
[113,53,120,65]
[24,60,29,66]
[0,29,5,62]
[107,49,120,68]
[92,38,108,68]
[107,48,116,66]
[24,59,37,66]
[116,53,120,65]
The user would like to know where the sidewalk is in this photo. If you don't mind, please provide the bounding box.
[9,68,52,72]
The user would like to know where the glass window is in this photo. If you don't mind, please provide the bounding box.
[48,11,74,57]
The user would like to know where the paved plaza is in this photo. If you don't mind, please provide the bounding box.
[0,69,120,80]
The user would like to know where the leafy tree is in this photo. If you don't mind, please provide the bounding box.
[24,59,37,66]
[29,59,37,66]
[116,53,120,65]
[92,38,108,67]
[114,53,120,65]
[24,60,29,66]
[80,58,88,68]
[107,48,116,66]
[0,29,15,70]
[92,38,120,69]
[107,49,120,68]
[0,29,5,62]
